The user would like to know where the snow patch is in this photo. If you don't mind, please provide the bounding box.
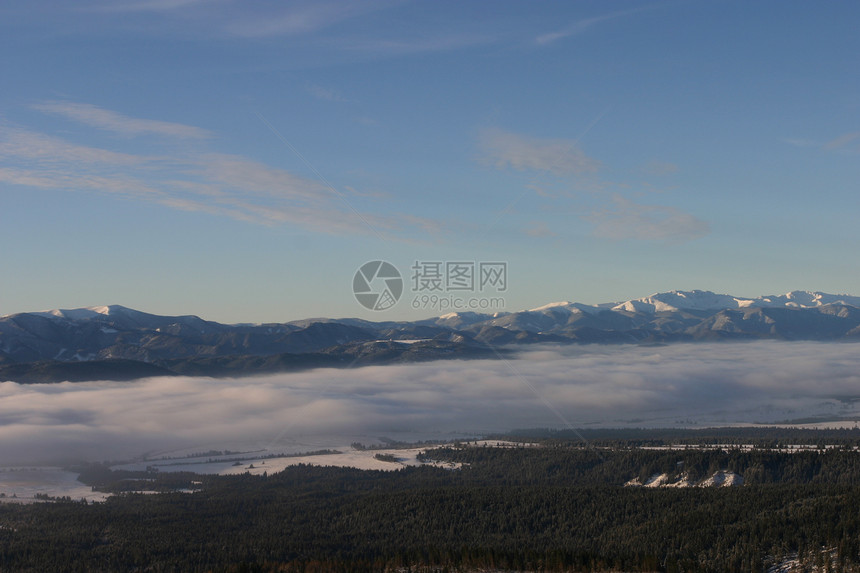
[528,301,612,314]
[643,473,672,487]
[87,306,112,315]
[625,470,744,488]
[665,473,696,488]
[699,470,744,487]
[529,301,575,312]
[607,289,860,314]
[613,290,755,314]
[766,547,839,573]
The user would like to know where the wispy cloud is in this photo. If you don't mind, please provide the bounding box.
[477,124,706,242]
[641,160,679,176]
[784,137,819,148]
[525,221,556,238]
[478,127,600,176]
[305,82,351,103]
[588,195,710,242]
[824,131,860,151]
[224,0,401,39]
[88,0,218,12]
[785,131,860,154]
[31,101,212,139]
[535,7,648,45]
[84,0,393,37]
[0,104,434,239]
[0,127,156,165]
[340,33,495,56]
[54,1,498,63]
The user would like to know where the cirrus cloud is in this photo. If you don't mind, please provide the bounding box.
[477,127,600,176]
[0,103,441,240]
[588,195,710,242]
[476,125,708,243]
[31,101,213,139]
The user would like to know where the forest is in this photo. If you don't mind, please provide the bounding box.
[3,431,860,571]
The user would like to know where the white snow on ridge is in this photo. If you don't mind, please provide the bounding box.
[757,290,860,309]
[700,470,744,487]
[432,310,500,327]
[625,470,744,488]
[643,473,673,487]
[371,339,430,345]
[515,289,860,320]
[611,290,756,313]
[609,290,860,314]
[25,305,121,321]
[528,301,575,312]
[3,290,860,324]
[527,301,614,315]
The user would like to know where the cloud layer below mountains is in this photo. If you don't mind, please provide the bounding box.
[2,341,860,464]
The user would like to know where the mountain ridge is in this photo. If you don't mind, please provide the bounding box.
[2,289,860,383]
[526,289,860,315]
[6,289,859,324]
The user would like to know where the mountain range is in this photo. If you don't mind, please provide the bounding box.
[2,290,860,383]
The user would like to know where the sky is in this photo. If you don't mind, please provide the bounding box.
[3,341,860,465]
[1,0,859,323]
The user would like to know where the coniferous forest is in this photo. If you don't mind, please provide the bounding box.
[4,430,860,572]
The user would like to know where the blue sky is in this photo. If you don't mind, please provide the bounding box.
[1,0,858,323]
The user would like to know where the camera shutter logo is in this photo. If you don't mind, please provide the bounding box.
[353,261,403,311]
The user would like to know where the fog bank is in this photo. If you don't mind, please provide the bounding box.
[2,341,859,464]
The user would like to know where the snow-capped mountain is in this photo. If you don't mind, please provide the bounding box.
[754,290,860,309]
[422,290,860,335]
[2,289,860,383]
[608,289,860,313]
[528,301,617,315]
[610,290,756,313]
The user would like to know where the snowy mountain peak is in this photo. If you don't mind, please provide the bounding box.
[431,289,860,324]
[602,289,860,314]
[87,305,112,315]
[528,301,574,312]
[527,301,614,315]
[611,290,750,313]
[758,291,860,309]
[27,305,133,320]
[431,311,500,328]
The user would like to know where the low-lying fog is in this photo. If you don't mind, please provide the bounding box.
[2,341,860,465]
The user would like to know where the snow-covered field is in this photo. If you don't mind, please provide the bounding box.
[114,444,464,476]
[0,468,110,504]
[0,439,484,501]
